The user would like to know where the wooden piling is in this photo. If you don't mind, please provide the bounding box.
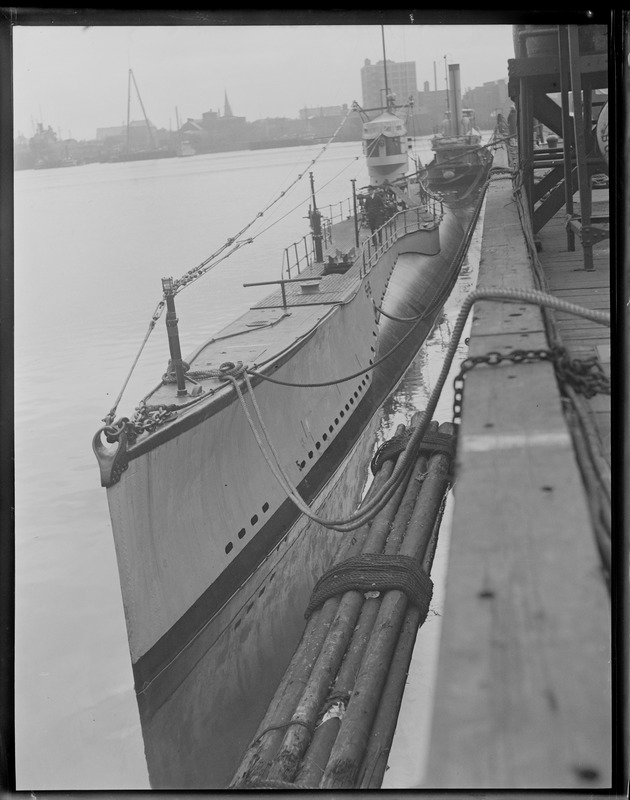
[231,426,406,788]
[264,432,417,783]
[320,423,454,789]
[230,420,456,790]
[294,423,436,787]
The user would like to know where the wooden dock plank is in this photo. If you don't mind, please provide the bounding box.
[423,152,611,789]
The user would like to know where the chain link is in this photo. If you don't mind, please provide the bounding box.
[452,346,610,424]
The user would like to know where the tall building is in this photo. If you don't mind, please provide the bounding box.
[361,58,418,110]
[462,79,510,129]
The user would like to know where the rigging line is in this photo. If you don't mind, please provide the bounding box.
[173,105,355,292]
[348,288,612,526]
[246,288,612,532]
[277,286,608,530]
[103,299,166,423]
[245,190,482,391]
[251,155,362,240]
[230,369,410,532]
[105,128,360,419]
[246,296,438,389]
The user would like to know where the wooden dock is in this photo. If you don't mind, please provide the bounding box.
[423,143,611,789]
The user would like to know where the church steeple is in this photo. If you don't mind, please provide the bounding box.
[223,91,233,118]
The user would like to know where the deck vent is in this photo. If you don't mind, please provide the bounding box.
[300,280,321,294]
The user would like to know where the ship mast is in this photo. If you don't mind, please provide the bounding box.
[444,55,451,133]
[127,68,157,151]
[381,25,391,111]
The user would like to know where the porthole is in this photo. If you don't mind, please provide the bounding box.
[225,542,234,554]
[238,528,246,539]
[323,433,328,441]
[354,391,358,398]
[251,514,259,526]
[262,502,269,513]
[316,442,321,450]
[335,417,339,425]
[340,410,345,418]
[345,404,349,411]
[349,398,354,405]
[329,425,334,433]
[309,450,313,458]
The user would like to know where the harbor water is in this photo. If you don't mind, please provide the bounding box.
[14,137,484,789]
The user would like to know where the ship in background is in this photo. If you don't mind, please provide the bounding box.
[424,62,493,197]
[107,69,176,163]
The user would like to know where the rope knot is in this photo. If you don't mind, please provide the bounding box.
[162,359,190,383]
[304,553,433,622]
[217,360,245,380]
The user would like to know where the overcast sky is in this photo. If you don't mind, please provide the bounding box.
[13,21,518,141]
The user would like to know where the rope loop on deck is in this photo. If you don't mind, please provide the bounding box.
[370,428,455,475]
[162,359,245,384]
[304,553,433,621]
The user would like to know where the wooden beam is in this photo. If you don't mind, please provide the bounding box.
[532,93,575,144]
[508,53,608,83]
[533,164,564,202]
[423,147,611,789]
[533,167,578,232]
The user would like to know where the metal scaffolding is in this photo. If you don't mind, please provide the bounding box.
[508,23,609,271]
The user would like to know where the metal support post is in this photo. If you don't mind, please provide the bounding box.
[309,171,324,262]
[351,179,359,248]
[162,277,188,397]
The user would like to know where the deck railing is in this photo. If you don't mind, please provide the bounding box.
[281,235,317,280]
[280,192,444,281]
[358,203,442,278]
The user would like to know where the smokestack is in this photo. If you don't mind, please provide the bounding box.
[448,63,462,136]
[433,61,437,92]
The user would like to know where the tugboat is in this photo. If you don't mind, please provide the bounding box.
[425,63,493,197]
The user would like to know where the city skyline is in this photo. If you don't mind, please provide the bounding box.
[12,21,517,142]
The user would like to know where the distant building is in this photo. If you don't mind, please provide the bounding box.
[178,96,249,152]
[96,119,158,151]
[298,103,362,141]
[361,58,418,111]
[412,87,450,134]
[462,78,510,129]
[299,105,346,121]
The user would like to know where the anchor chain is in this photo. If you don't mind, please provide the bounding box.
[103,360,247,445]
[452,346,610,424]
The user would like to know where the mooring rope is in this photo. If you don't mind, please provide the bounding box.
[227,288,610,533]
